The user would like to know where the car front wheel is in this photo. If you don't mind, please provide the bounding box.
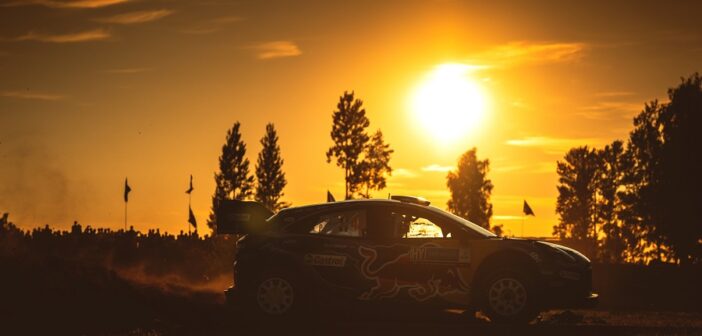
[481,270,539,324]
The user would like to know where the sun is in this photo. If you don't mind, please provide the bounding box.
[410,63,488,143]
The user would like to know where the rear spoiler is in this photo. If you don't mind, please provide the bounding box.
[215,200,274,235]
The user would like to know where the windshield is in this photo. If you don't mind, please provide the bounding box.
[427,206,497,238]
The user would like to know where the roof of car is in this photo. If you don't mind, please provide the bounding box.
[276,198,419,217]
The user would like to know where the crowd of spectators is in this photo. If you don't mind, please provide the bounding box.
[0,213,236,284]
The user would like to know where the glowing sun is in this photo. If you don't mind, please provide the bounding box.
[411,63,488,143]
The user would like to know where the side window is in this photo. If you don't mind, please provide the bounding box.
[395,213,450,239]
[309,210,366,238]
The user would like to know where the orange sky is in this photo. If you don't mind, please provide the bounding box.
[2,0,702,236]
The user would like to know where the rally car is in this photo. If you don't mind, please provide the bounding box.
[216,196,598,324]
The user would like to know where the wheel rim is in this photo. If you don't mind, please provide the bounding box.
[257,277,294,315]
[488,277,527,317]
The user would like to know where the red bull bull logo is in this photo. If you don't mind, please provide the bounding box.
[357,243,471,303]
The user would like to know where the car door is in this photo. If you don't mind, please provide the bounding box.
[283,207,372,300]
[358,205,472,305]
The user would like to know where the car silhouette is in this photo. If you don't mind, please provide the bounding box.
[216,196,598,324]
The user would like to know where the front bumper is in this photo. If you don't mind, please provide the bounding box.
[540,265,598,309]
[224,286,239,306]
[580,292,599,308]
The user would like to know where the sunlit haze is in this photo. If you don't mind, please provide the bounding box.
[2,0,702,237]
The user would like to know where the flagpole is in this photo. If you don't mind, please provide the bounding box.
[124,201,128,231]
[188,192,191,235]
[521,216,524,238]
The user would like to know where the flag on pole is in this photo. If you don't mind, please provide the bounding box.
[523,200,535,216]
[185,175,194,194]
[124,178,132,202]
[327,190,336,202]
[188,205,197,229]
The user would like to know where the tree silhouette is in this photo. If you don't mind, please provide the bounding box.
[554,146,600,240]
[596,140,629,263]
[207,122,254,231]
[326,91,370,199]
[358,129,393,198]
[255,123,289,212]
[446,148,493,229]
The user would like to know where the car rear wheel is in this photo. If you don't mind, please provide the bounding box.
[257,277,295,315]
[248,269,308,319]
[481,270,539,324]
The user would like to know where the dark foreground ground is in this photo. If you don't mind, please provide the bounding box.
[2,257,702,336]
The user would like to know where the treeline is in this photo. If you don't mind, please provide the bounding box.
[555,74,702,264]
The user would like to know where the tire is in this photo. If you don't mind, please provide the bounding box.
[480,269,539,324]
[245,268,308,319]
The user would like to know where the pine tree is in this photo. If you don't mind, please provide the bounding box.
[326,91,370,199]
[255,123,289,212]
[446,148,493,229]
[358,129,393,198]
[554,146,600,240]
[207,122,254,231]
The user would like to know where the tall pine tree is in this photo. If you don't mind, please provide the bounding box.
[326,91,370,199]
[446,148,493,229]
[255,123,289,212]
[207,122,254,231]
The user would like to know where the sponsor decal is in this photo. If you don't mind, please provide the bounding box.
[304,253,347,267]
[409,247,471,264]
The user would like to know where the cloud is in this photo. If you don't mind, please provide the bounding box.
[494,162,555,174]
[392,168,418,178]
[103,67,152,74]
[2,0,128,8]
[252,41,302,60]
[14,29,110,43]
[576,101,642,120]
[594,91,636,98]
[421,164,453,173]
[469,41,587,68]
[506,136,608,154]
[96,9,173,25]
[1,90,65,101]
[181,16,243,35]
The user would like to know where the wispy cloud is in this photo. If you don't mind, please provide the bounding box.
[469,41,587,68]
[576,101,642,120]
[506,136,608,154]
[252,41,302,60]
[392,168,418,178]
[14,29,110,43]
[594,91,636,98]
[2,0,128,8]
[494,162,555,174]
[1,90,65,101]
[96,9,173,25]
[421,164,453,173]
[181,16,243,35]
[103,67,151,74]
